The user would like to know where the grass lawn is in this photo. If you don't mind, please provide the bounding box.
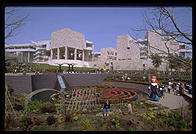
[26,63,97,72]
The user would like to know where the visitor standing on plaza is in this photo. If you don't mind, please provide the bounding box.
[179,82,184,95]
[104,100,110,117]
[188,84,192,94]
[175,83,180,95]
[168,81,173,93]
[128,102,133,115]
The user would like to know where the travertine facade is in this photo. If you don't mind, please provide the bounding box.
[5,28,191,71]
[92,30,181,71]
[51,28,85,50]
[113,30,180,71]
[91,47,117,70]
[49,28,93,67]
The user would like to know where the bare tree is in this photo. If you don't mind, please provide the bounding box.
[5,7,28,41]
[133,7,192,45]
[132,7,192,72]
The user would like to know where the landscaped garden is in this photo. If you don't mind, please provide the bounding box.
[5,84,192,131]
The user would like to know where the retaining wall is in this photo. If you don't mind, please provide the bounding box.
[5,75,32,94]
[5,73,108,94]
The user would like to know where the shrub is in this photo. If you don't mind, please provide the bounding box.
[14,104,24,111]
[22,117,33,128]
[47,116,56,125]
[64,114,72,122]
[41,103,56,113]
[26,101,44,114]
[128,127,135,131]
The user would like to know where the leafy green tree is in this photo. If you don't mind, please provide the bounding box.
[150,53,163,71]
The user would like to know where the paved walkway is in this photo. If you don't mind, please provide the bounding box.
[148,92,190,109]
[105,81,190,110]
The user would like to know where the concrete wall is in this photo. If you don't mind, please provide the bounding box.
[5,74,109,94]
[62,74,108,87]
[31,74,58,91]
[5,75,32,94]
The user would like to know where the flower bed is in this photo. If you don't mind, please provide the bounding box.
[98,88,138,103]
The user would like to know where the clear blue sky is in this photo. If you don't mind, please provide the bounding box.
[5,7,192,52]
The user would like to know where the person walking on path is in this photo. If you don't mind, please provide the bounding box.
[128,102,133,115]
[104,100,110,117]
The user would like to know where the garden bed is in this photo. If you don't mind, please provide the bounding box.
[5,85,192,131]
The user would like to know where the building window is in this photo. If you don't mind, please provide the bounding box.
[179,45,186,49]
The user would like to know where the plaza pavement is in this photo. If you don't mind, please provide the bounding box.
[105,81,190,110]
[148,92,190,110]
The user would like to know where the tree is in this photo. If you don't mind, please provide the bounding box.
[150,53,162,71]
[167,54,192,73]
[132,7,192,71]
[5,7,28,42]
[133,7,192,45]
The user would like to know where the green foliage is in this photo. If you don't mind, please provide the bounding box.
[150,53,162,69]
[167,54,192,72]
[25,101,44,114]
[99,118,106,127]
[73,115,79,121]
[157,118,165,125]
[40,102,56,113]
[113,114,120,128]
[160,110,169,117]
[170,110,181,119]
[57,114,64,123]
[128,127,135,131]
[148,112,155,119]
[129,118,135,125]
[167,119,179,127]
[178,120,188,127]
[81,119,95,131]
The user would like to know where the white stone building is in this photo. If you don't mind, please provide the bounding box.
[48,28,93,67]
[5,28,192,71]
[5,43,35,63]
[33,40,51,63]
[91,47,117,70]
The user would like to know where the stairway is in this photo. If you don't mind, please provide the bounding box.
[57,74,66,92]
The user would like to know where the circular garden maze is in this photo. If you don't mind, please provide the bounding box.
[49,86,138,114]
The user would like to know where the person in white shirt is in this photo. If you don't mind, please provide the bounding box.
[128,102,133,115]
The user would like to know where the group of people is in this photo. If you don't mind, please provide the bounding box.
[167,81,192,95]
[148,75,192,100]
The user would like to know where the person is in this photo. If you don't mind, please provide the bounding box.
[128,102,133,115]
[175,83,180,95]
[159,86,164,98]
[104,100,110,116]
[168,81,173,93]
[188,84,192,94]
[179,82,184,96]
[172,82,176,92]
[23,70,26,75]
